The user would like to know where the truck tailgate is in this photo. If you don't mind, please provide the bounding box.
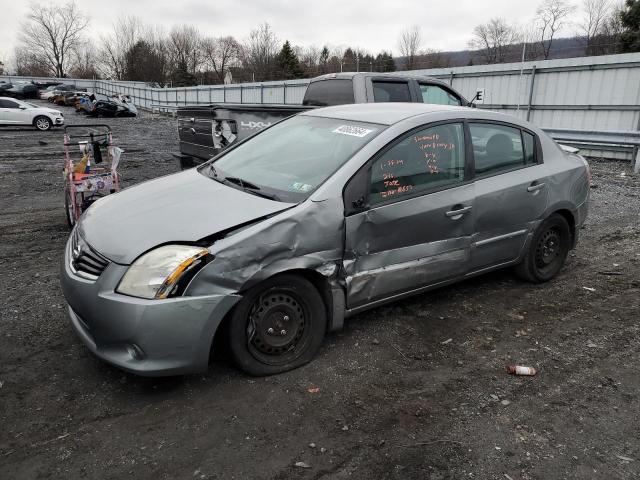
[177,104,312,163]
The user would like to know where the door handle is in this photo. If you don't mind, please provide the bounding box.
[527,182,545,192]
[445,205,472,218]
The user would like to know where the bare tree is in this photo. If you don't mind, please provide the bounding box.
[297,45,321,75]
[536,0,577,59]
[68,39,99,78]
[469,18,520,64]
[420,49,451,69]
[330,45,346,72]
[14,47,50,76]
[202,36,240,84]
[398,25,423,70]
[100,16,144,80]
[18,1,89,77]
[168,25,203,72]
[578,0,613,52]
[515,23,545,60]
[241,23,279,81]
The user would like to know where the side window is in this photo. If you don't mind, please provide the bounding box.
[372,81,411,102]
[0,99,18,108]
[523,131,536,165]
[469,123,529,176]
[419,84,461,106]
[370,123,465,205]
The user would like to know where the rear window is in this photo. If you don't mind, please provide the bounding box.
[303,79,355,106]
[470,123,528,176]
[372,81,411,102]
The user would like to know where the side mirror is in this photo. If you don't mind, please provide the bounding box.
[19,106,27,110]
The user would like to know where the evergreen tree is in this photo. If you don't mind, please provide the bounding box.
[277,40,304,79]
[319,45,330,73]
[124,40,164,83]
[620,0,640,52]
[376,52,396,72]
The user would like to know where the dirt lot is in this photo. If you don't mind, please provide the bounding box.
[1,101,639,480]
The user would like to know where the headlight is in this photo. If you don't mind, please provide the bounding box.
[116,245,209,299]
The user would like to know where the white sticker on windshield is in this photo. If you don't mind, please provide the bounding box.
[290,182,313,192]
[332,125,374,138]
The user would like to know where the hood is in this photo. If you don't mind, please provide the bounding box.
[78,169,294,264]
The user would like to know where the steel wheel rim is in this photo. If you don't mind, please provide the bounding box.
[247,290,309,366]
[535,228,561,270]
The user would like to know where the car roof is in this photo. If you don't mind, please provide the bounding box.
[303,102,538,131]
[303,102,471,126]
[310,72,451,86]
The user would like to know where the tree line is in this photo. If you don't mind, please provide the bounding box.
[8,0,640,84]
[464,0,638,66]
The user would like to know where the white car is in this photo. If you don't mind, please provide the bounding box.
[0,97,64,131]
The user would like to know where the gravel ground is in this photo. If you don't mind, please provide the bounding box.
[1,100,639,480]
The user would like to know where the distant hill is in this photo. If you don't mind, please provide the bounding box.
[396,35,612,70]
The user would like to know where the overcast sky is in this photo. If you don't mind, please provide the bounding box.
[0,0,550,65]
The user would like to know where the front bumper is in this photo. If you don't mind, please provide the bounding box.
[54,116,64,125]
[60,234,240,376]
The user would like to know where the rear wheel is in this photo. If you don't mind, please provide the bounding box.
[227,274,327,376]
[34,116,52,131]
[515,214,571,283]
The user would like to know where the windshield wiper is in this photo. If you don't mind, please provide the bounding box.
[224,176,280,201]
[242,188,280,201]
[224,176,261,190]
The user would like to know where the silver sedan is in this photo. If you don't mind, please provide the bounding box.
[60,103,590,376]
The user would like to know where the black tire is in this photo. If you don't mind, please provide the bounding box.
[227,274,327,376]
[515,213,571,283]
[64,186,76,228]
[34,116,52,131]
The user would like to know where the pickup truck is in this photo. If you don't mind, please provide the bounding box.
[175,72,468,169]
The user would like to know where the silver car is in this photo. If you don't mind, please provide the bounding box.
[60,103,590,377]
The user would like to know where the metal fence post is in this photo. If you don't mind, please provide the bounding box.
[223,85,226,103]
[449,71,454,86]
[283,83,287,104]
[260,84,264,104]
[240,85,243,103]
[526,66,537,122]
[633,84,640,168]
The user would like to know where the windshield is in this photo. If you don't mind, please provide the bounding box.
[202,115,384,202]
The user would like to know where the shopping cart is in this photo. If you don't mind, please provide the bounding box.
[63,124,123,227]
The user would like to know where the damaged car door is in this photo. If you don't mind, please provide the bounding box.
[343,121,474,309]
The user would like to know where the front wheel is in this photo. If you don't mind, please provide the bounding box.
[34,116,52,131]
[227,274,327,376]
[515,213,571,283]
